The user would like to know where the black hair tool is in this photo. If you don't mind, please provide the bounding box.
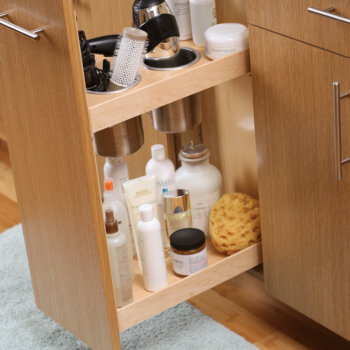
[132,0,180,58]
[79,31,111,92]
[87,34,122,57]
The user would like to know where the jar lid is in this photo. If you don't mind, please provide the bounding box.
[179,143,209,161]
[163,189,191,215]
[170,228,205,251]
[205,23,249,47]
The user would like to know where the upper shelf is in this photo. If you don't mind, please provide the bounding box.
[87,41,250,133]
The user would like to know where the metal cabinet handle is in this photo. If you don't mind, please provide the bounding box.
[333,82,350,181]
[0,12,43,40]
[308,7,350,24]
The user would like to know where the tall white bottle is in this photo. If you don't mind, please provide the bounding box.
[104,157,129,206]
[146,144,176,247]
[166,0,192,40]
[137,204,168,292]
[105,208,133,307]
[175,143,222,238]
[103,178,134,278]
[189,0,217,47]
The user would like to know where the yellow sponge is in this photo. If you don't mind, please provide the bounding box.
[209,193,261,255]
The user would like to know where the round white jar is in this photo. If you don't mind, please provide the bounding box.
[205,23,249,60]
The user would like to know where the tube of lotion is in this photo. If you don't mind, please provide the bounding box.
[123,175,158,262]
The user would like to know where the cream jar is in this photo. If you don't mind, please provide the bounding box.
[204,23,249,60]
[170,228,208,277]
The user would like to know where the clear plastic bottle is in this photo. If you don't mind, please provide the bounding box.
[104,158,135,255]
[104,157,129,206]
[137,204,168,292]
[103,179,134,278]
[175,143,222,238]
[145,144,176,248]
[166,0,192,40]
[105,208,133,307]
[189,0,217,47]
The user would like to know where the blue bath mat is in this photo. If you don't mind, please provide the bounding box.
[0,224,258,350]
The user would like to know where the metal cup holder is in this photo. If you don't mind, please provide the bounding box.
[86,74,141,95]
[144,47,201,71]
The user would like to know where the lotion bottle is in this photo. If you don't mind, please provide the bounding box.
[175,143,222,238]
[105,208,133,307]
[166,0,192,40]
[146,144,176,248]
[103,178,134,278]
[189,0,217,47]
[137,204,168,292]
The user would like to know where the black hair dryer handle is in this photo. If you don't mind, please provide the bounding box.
[87,35,121,57]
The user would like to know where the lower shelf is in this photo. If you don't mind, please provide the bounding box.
[117,241,262,331]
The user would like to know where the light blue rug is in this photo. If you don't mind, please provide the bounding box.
[0,224,258,350]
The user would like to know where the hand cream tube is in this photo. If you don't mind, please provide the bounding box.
[123,175,158,262]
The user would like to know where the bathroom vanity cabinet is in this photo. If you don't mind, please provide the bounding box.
[246,0,350,341]
[0,1,260,349]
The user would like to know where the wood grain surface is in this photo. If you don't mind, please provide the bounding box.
[246,0,350,58]
[1,142,349,350]
[117,242,262,331]
[250,25,350,341]
[201,0,258,197]
[87,46,250,133]
[0,1,120,348]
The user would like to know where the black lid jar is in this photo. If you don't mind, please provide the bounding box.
[170,228,208,277]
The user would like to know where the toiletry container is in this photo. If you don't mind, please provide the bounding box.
[163,189,192,239]
[137,204,168,292]
[146,144,176,247]
[105,208,133,307]
[104,157,129,206]
[123,175,158,262]
[103,179,134,277]
[175,143,222,237]
[104,159,136,256]
[166,0,192,40]
[170,228,207,277]
[189,0,216,47]
[205,23,249,60]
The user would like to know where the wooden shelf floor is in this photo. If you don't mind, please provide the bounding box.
[1,141,349,350]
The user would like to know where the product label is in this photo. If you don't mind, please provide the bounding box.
[191,189,222,237]
[167,0,192,40]
[206,46,238,59]
[171,247,208,276]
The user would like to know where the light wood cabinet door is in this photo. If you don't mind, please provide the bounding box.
[250,25,350,340]
[246,0,350,57]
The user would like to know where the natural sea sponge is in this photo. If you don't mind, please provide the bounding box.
[209,193,261,255]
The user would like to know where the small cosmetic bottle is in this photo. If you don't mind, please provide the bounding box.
[105,208,133,307]
[163,189,192,242]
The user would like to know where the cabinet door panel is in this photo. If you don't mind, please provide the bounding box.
[246,0,350,57]
[0,1,120,348]
[250,26,350,340]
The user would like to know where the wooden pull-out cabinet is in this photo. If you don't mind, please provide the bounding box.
[0,0,260,349]
[248,5,350,341]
